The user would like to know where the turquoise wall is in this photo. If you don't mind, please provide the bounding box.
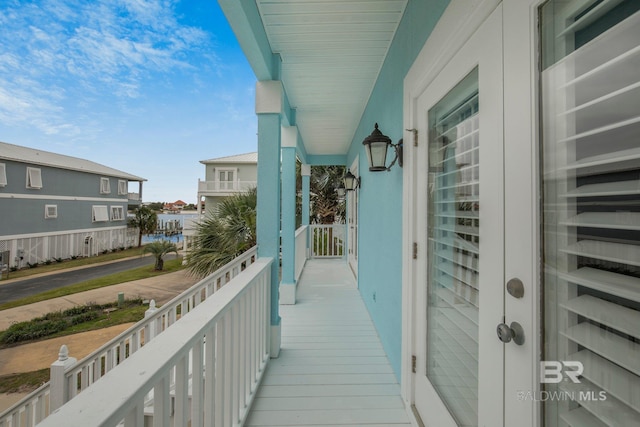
[347,0,449,379]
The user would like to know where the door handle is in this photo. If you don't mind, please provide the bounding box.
[496,321,525,345]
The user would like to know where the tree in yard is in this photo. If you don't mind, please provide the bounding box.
[304,165,346,224]
[143,240,179,271]
[128,206,158,247]
[187,188,257,278]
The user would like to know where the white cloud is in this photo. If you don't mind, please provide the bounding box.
[0,0,213,136]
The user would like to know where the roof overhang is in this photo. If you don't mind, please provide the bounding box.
[218,0,408,157]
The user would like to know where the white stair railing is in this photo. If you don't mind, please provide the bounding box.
[0,247,257,427]
[309,224,346,258]
[38,258,273,427]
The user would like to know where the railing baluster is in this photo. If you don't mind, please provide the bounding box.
[154,373,170,427]
[192,338,204,427]
[214,317,225,427]
[204,324,216,427]
[174,355,189,427]
[124,404,143,427]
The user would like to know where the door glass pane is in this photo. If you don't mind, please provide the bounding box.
[540,2,640,425]
[427,68,479,427]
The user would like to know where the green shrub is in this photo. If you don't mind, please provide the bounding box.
[1,320,68,344]
[70,311,99,325]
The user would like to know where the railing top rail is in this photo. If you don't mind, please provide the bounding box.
[38,257,273,427]
[295,224,308,237]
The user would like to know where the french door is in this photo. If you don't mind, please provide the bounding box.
[410,1,640,426]
[413,6,509,426]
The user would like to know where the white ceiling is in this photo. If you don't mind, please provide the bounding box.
[255,0,408,156]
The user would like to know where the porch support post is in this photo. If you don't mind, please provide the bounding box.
[256,80,282,357]
[280,126,297,305]
[301,164,311,226]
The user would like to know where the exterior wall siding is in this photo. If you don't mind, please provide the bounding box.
[346,0,450,378]
[0,159,136,267]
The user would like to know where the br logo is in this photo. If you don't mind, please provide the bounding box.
[540,361,583,384]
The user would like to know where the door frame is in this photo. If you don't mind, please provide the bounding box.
[401,0,541,425]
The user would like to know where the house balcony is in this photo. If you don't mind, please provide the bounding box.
[198,180,257,197]
[7,227,409,427]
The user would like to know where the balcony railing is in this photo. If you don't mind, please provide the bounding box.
[127,192,141,201]
[39,257,272,427]
[295,225,308,281]
[309,224,346,258]
[0,247,258,427]
[198,180,257,193]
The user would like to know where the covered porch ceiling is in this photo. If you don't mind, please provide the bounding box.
[220,0,408,157]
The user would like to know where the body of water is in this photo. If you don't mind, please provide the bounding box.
[140,212,199,244]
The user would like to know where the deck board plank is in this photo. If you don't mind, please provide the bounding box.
[246,259,411,426]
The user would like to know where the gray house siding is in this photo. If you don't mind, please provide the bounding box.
[0,145,143,267]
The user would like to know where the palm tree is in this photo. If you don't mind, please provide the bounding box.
[187,188,257,278]
[128,206,158,247]
[309,165,346,224]
[143,240,179,270]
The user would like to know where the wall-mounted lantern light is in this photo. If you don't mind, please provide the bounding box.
[343,169,360,191]
[362,123,403,171]
[336,181,346,198]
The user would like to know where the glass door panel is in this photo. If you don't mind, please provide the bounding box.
[427,68,479,427]
[540,2,640,425]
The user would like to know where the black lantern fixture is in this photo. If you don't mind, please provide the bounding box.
[343,169,360,191]
[362,123,403,172]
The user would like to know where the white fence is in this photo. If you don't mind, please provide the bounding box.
[309,224,346,258]
[0,247,258,427]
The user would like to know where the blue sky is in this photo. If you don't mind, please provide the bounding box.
[0,0,257,203]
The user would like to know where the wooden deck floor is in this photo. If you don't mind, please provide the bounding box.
[246,259,411,426]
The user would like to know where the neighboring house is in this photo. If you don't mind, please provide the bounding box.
[196,152,257,214]
[0,141,145,267]
[163,200,186,212]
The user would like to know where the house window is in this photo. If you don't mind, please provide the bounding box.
[26,167,42,189]
[100,177,111,194]
[0,163,6,187]
[540,2,640,426]
[45,204,58,219]
[219,170,235,190]
[92,205,109,222]
[110,206,124,221]
[118,180,127,195]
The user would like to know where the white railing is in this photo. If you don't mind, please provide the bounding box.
[309,224,346,258]
[38,258,272,427]
[198,180,257,193]
[295,225,308,281]
[0,247,258,427]
[127,192,140,201]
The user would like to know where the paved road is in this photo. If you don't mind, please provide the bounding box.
[0,254,178,304]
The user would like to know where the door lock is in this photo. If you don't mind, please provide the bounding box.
[496,321,525,345]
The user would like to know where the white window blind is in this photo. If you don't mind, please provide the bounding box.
[92,205,109,222]
[541,3,640,426]
[100,177,111,194]
[0,163,6,186]
[110,206,124,221]
[45,205,57,219]
[118,180,127,195]
[26,167,42,189]
[427,68,479,427]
